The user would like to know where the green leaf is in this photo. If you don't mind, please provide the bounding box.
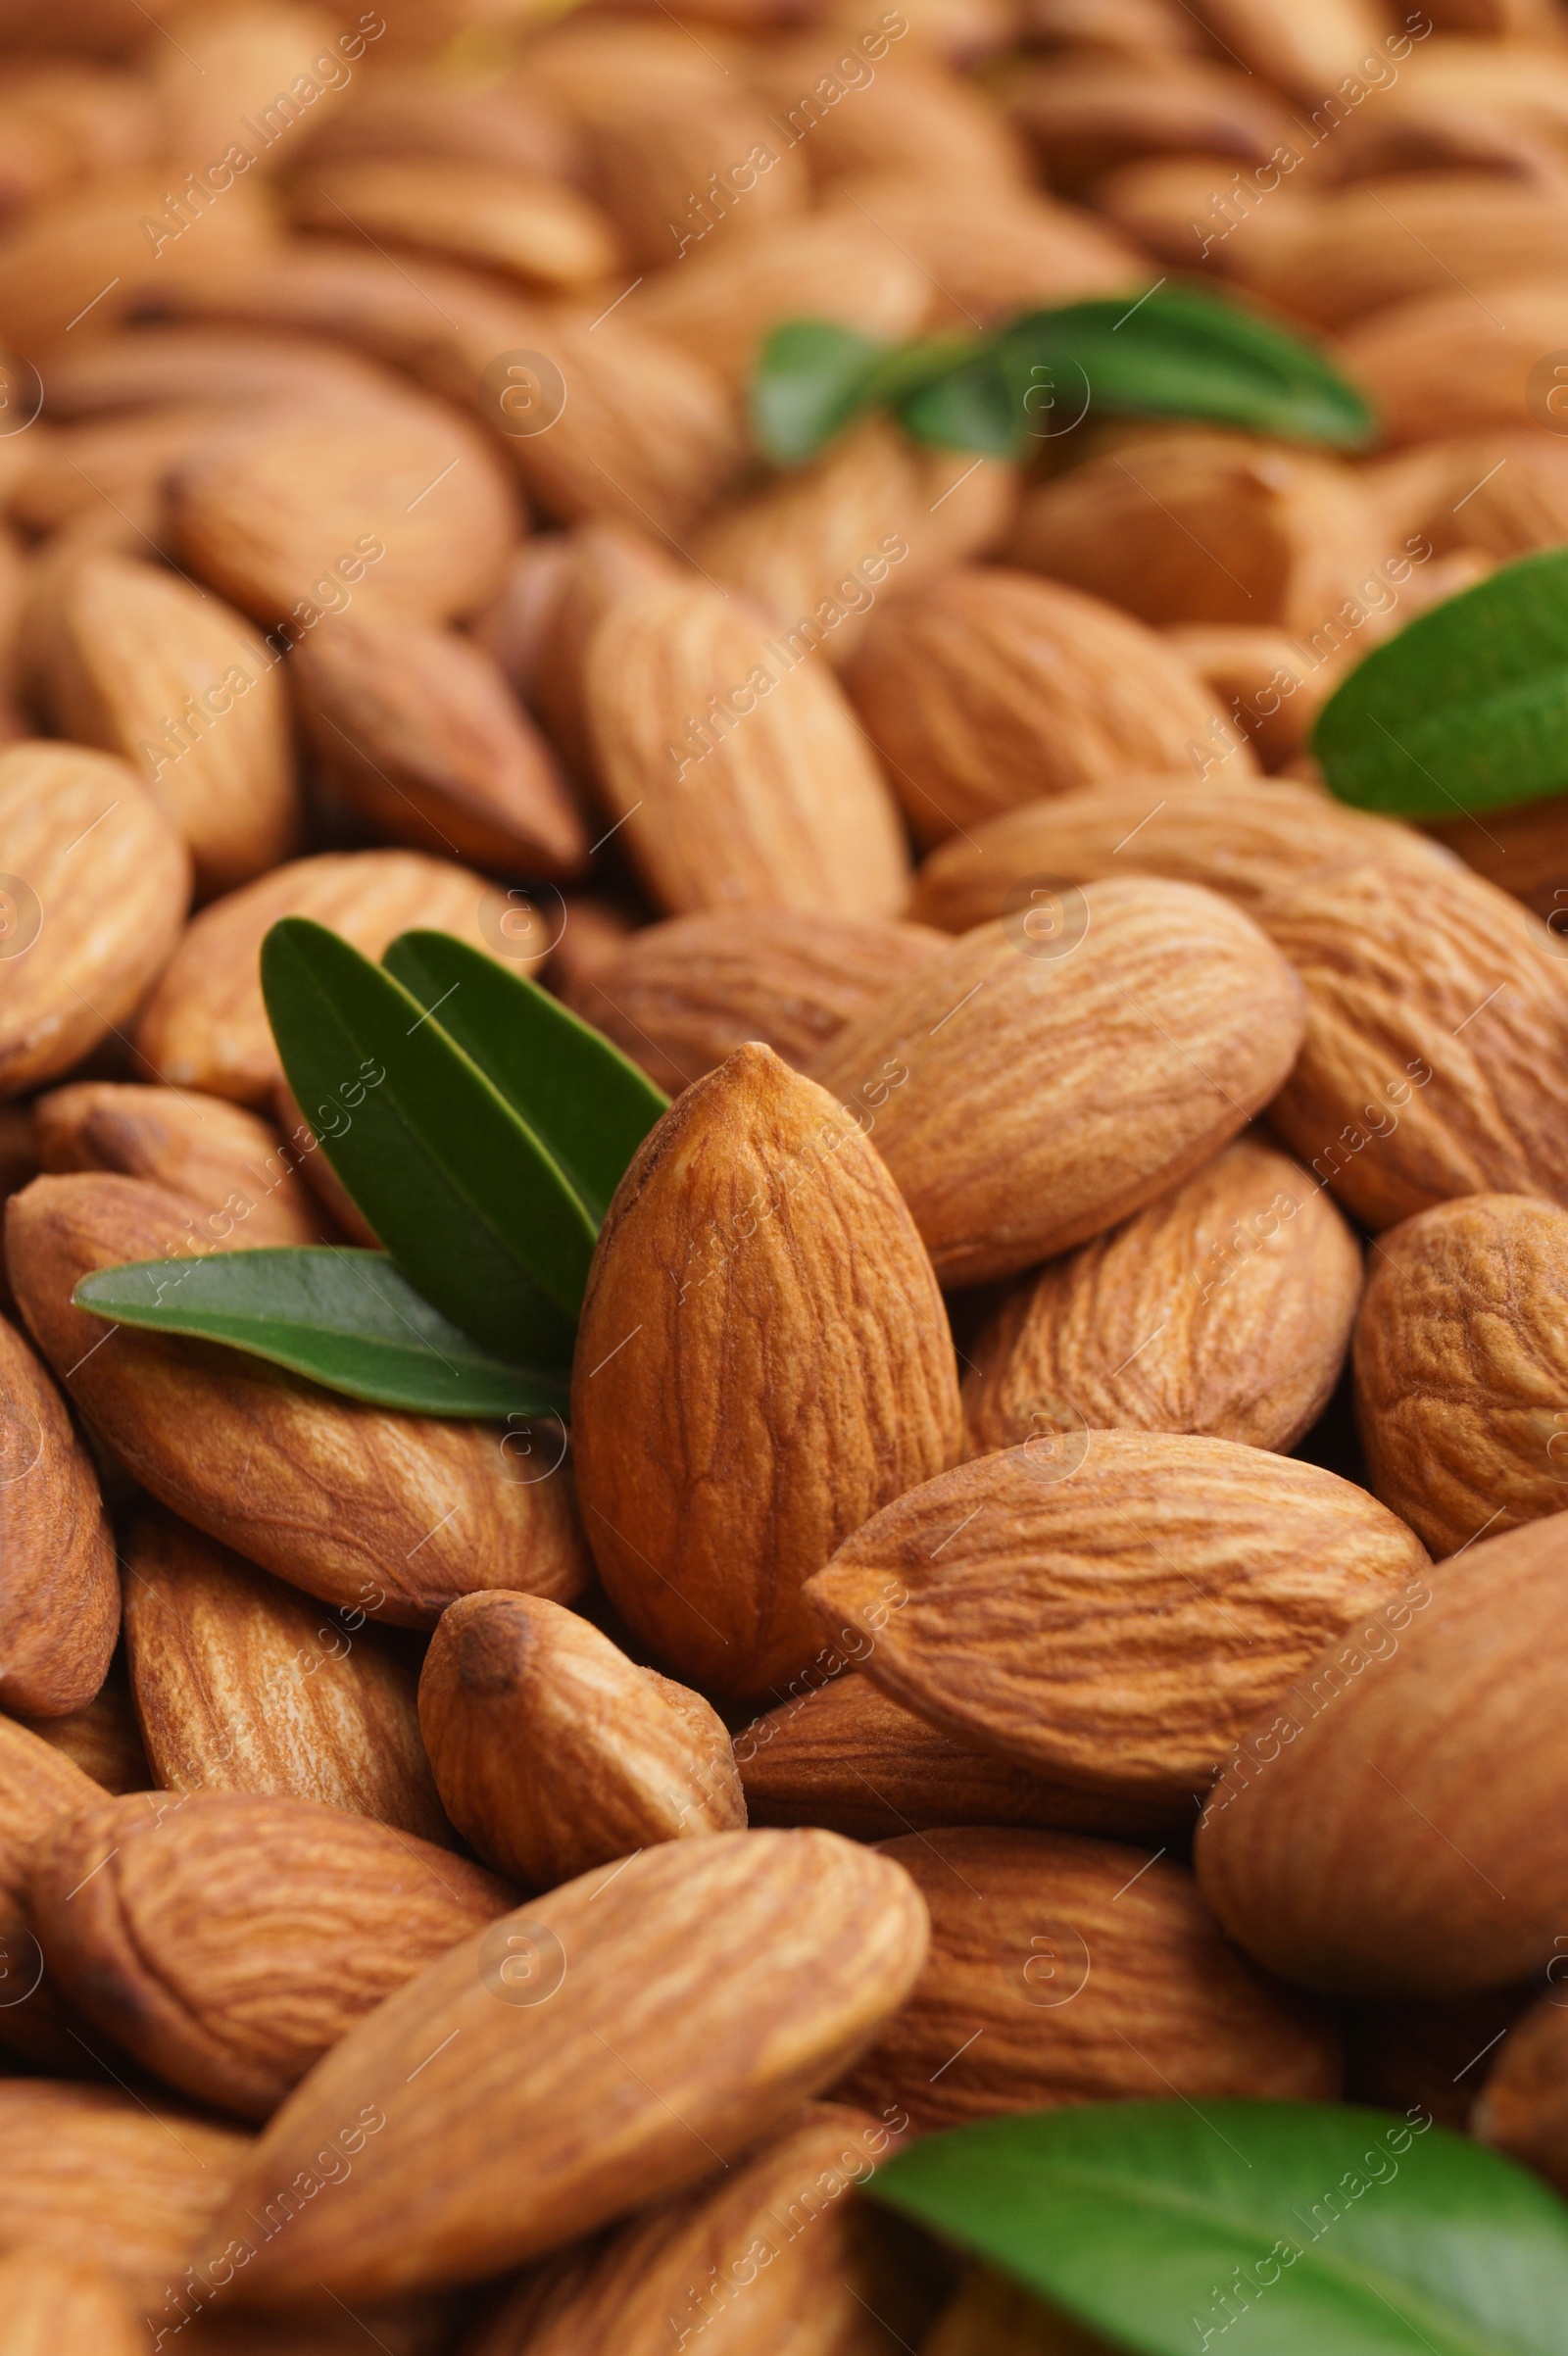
[750,319,892,464]
[898,345,1026,458]
[381,931,666,1226]
[868,2103,1568,2356]
[74,1250,568,1419]
[260,918,592,1362]
[1313,547,1568,820]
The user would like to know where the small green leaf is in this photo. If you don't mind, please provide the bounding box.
[1314,547,1568,819]
[382,931,666,1226]
[869,2103,1568,2356]
[74,1250,568,1419]
[260,918,592,1361]
[898,346,1025,457]
[751,319,892,464]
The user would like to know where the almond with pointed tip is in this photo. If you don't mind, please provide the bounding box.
[33,1083,329,1249]
[0,1713,109,2071]
[0,1307,117,1718]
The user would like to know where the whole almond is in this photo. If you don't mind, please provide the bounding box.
[837,1828,1339,2133]
[0,1307,117,1717]
[571,1044,962,1696]
[29,1791,512,2121]
[812,882,1305,1286]
[0,2253,140,2356]
[1472,1994,1568,2197]
[293,162,620,291]
[569,81,807,270]
[123,1508,452,1843]
[33,1082,330,1250]
[0,740,190,1098]
[197,1830,929,2306]
[1339,279,1568,447]
[417,1590,744,1889]
[0,1713,108,2070]
[962,1135,1362,1457]
[1180,0,1385,96]
[6,1174,589,1629]
[7,403,233,537]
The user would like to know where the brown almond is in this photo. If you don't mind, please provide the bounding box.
[808,1433,1428,1801]
[1164,623,1329,768]
[307,64,578,182]
[6,403,233,537]
[1009,53,1290,188]
[583,581,911,921]
[572,1044,962,1696]
[963,1135,1362,1457]
[837,1829,1339,2133]
[122,1508,451,1843]
[417,1590,744,1889]
[0,2253,141,2356]
[197,1830,929,2306]
[271,1080,378,1247]
[1240,177,1568,330]
[29,1791,511,2121]
[293,162,620,291]
[14,1658,151,1795]
[41,321,404,418]
[33,1082,330,1250]
[1338,279,1568,446]
[0,740,190,1099]
[1092,152,1320,275]
[1472,1993,1568,2196]
[550,83,807,271]
[0,1308,117,1718]
[6,1174,590,1629]
[749,41,1025,189]
[0,1712,109,2070]
[1375,433,1568,565]
[811,882,1305,1286]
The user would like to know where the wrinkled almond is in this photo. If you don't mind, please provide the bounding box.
[33,1082,329,1250]
[0,1307,117,1718]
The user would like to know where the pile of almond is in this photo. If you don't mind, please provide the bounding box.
[6,0,1568,2347]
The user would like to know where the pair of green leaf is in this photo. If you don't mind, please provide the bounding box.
[74,923,668,1418]
[751,285,1374,467]
[870,2103,1568,2356]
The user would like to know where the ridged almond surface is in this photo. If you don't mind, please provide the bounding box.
[963,1136,1362,1457]
[808,1434,1427,1799]
[838,1829,1339,2133]
[562,908,948,1095]
[29,1791,512,2121]
[1337,279,1568,445]
[132,849,511,1104]
[1195,1514,1568,1994]
[1240,177,1568,329]
[0,740,190,1098]
[1165,622,1330,768]
[417,1590,745,1889]
[571,1045,962,1696]
[0,1308,117,1717]
[198,1830,929,2306]
[583,582,910,921]
[0,1712,107,2069]
[123,1508,451,1842]
[293,162,620,290]
[33,1082,329,1250]
[1472,1994,1568,2197]
[6,1175,589,1628]
[0,2253,140,2356]
[812,882,1305,1286]
[1260,856,1568,1230]
[843,567,1245,849]
[7,402,233,536]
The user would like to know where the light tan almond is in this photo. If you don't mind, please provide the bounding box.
[152,1,355,174]
[6,1175,590,1629]
[572,1044,962,1697]
[1370,433,1568,565]
[34,1082,330,1250]
[558,82,808,270]
[838,1829,1339,2133]
[14,1658,151,1794]
[294,162,619,291]
[6,403,234,537]
[1164,623,1329,768]
[1337,279,1568,446]
[0,1307,117,1718]
[0,739,190,1099]
[0,2253,141,2356]
[1239,177,1568,329]
[843,566,1251,847]
[1180,0,1386,95]
[819,174,1149,325]
[562,908,948,1094]
[1092,151,1320,275]
[1008,53,1291,188]
[963,1136,1362,1457]
[122,1508,452,1843]
[0,61,152,212]
[308,64,578,181]
[812,882,1304,1286]
[132,849,513,1105]
[748,40,1025,188]
[197,1830,929,2306]
[0,1712,109,2070]
[40,322,404,417]
[583,581,911,921]
[1472,1994,1568,2196]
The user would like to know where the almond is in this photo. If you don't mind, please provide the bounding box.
[0,2253,140,2356]
[0,1306,117,1717]
[1472,1993,1568,2196]
[6,1174,590,1629]
[1380,433,1568,564]
[151,1,355,176]
[571,1044,962,1696]
[29,1790,512,2121]
[14,1659,151,1795]
[962,1135,1362,1457]
[810,882,1305,1286]
[0,1712,108,2070]
[583,581,911,921]
[289,607,588,880]
[1194,1513,1568,1994]
[837,1829,1340,2133]
[1180,0,1385,96]
[42,321,403,417]
[559,82,808,270]
[33,1082,330,1250]
[6,403,233,536]
[808,1432,1428,1801]
[1241,177,1568,329]
[306,63,578,180]
[819,174,1147,326]
[561,908,949,1094]
[1093,152,1319,275]
[1164,622,1328,768]
[748,40,1025,188]
[197,1830,929,2306]
[132,848,513,1105]
[1337,279,1568,445]
[0,740,190,1099]
[736,1673,1194,1844]
[1008,53,1291,188]
[122,1508,452,1843]
[270,1080,378,1247]
[293,162,620,291]
[842,566,1250,850]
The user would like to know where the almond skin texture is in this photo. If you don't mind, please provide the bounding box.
[837,1829,1340,2133]
[0,2254,141,2356]
[15,1661,152,1795]
[808,1434,1428,1801]
[28,1791,512,2122]
[1260,856,1568,1230]
[962,1136,1363,1457]
[6,1174,589,1629]
[292,161,621,291]
[123,1510,451,1844]
[0,1712,108,2069]
[843,566,1250,848]
[197,1830,930,2307]
[584,581,910,921]
[418,1592,744,1888]
[0,1307,117,1716]
[1472,1995,1568,2197]
[0,740,190,1099]
[33,1083,330,1250]
[1194,1514,1568,1995]
[571,1045,963,1697]
[812,882,1306,1287]
[1353,1194,1568,1558]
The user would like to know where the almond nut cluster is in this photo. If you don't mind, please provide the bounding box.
[4,0,1568,2348]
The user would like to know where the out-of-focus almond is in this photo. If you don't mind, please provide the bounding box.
[293,162,621,292]
[307,65,578,182]
[1338,280,1568,445]
[1473,1993,1568,2196]
[1009,53,1290,188]
[0,1307,117,1717]
[6,403,232,536]
[1181,0,1386,96]
[34,1081,330,1249]
[41,322,404,417]
[270,1079,378,1246]
[1241,177,1568,329]
[1164,623,1328,768]
[151,1,355,176]
[0,1712,109,2069]
[567,81,808,270]
[819,174,1148,324]
[0,2253,140,2356]
[747,40,1024,188]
